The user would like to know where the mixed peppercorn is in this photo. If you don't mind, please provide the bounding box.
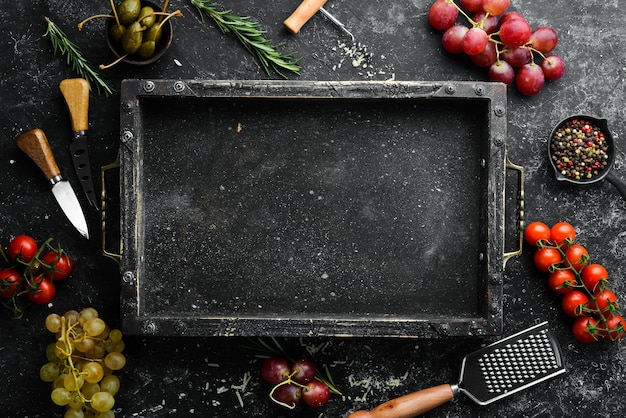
[550,118,610,181]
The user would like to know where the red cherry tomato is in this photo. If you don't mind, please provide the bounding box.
[524,222,551,246]
[533,247,562,272]
[0,269,23,299]
[7,235,38,263]
[565,244,589,271]
[572,316,600,344]
[550,222,576,247]
[561,290,589,317]
[302,380,331,408]
[604,314,626,342]
[42,251,73,280]
[581,264,608,293]
[589,289,618,319]
[26,276,56,305]
[547,269,577,294]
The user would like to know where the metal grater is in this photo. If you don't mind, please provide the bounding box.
[457,321,566,405]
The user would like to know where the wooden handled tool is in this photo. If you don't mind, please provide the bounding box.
[284,0,328,34]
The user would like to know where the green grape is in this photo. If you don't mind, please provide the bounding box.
[53,373,68,389]
[85,343,106,360]
[104,339,125,354]
[40,361,60,382]
[68,391,85,410]
[64,372,85,391]
[100,375,120,396]
[96,324,110,340]
[64,310,80,326]
[90,391,115,412]
[75,337,96,354]
[104,352,126,371]
[64,408,85,418]
[83,362,105,384]
[46,342,60,363]
[81,382,100,400]
[84,318,106,336]
[55,338,72,359]
[78,308,99,326]
[51,387,72,406]
[45,313,63,333]
[108,329,123,343]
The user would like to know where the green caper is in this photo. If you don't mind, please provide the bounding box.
[109,23,126,43]
[137,41,156,59]
[118,0,141,25]
[121,21,144,54]
[143,24,162,43]
[138,6,155,28]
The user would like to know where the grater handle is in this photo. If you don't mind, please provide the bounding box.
[347,384,456,418]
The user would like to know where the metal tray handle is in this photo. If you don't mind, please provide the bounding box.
[101,152,121,263]
[503,157,524,269]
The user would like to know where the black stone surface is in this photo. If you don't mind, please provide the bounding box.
[2,0,626,417]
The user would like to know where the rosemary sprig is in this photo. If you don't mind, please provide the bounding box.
[44,17,115,97]
[191,0,301,78]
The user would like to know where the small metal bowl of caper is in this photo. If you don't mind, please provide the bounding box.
[105,0,176,66]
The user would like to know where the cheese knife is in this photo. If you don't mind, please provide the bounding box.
[59,78,98,209]
[17,128,90,239]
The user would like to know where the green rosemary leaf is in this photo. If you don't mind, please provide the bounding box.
[44,17,115,97]
[191,0,301,78]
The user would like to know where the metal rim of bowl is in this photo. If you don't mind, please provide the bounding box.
[547,114,614,185]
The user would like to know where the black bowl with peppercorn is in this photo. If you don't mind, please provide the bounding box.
[548,115,626,200]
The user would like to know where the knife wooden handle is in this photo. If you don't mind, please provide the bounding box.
[17,128,61,182]
[284,0,328,34]
[60,78,90,132]
[347,384,455,418]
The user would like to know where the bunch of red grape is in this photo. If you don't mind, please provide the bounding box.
[260,356,335,409]
[428,0,565,95]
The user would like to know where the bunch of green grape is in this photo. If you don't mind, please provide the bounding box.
[39,308,126,418]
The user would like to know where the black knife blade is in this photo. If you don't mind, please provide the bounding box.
[59,78,98,209]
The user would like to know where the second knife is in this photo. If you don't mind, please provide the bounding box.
[59,78,98,209]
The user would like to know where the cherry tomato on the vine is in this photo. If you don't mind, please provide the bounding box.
[572,316,600,344]
[26,276,56,305]
[561,290,589,317]
[565,244,589,271]
[533,247,562,272]
[581,263,608,293]
[302,380,331,408]
[604,314,626,342]
[42,251,73,281]
[7,235,38,263]
[550,222,576,247]
[547,269,577,294]
[524,221,551,246]
[0,269,23,299]
[589,289,619,319]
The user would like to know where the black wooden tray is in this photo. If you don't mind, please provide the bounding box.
[113,80,521,337]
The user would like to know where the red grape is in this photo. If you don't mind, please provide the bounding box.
[473,11,498,34]
[499,18,531,47]
[463,27,488,55]
[488,60,515,84]
[482,0,510,16]
[501,46,531,67]
[516,63,545,95]
[460,0,484,13]
[273,383,302,407]
[541,54,566,80]
[290,358,316,384]
[529,26,558,53]
[261,357,290,385]
[470,40,497,67]
[302,381,331,408]
[428,0,459,31]
[498,11,526,27]
[442,25,469,53]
